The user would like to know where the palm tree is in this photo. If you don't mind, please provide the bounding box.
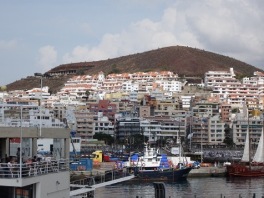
[85,90,90,101]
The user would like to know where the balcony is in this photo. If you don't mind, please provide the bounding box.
[0,159,69,186]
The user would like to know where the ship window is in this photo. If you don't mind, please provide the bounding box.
[15,185,33,198]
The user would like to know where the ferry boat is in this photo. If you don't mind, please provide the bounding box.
[0,104,70,198]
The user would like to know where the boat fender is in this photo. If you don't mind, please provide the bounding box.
[142,163,145,167]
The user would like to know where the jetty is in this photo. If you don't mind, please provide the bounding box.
[189,166,227,177]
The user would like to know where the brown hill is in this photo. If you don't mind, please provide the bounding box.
[7,46,262,93]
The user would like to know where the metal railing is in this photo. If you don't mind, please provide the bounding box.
[0,159,69,178]
[70,169,132,198]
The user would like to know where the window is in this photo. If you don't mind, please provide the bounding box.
[15,185,33,198]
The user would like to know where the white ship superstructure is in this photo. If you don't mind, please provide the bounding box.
[0,104,70,198]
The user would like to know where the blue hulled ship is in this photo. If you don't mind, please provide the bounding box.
[126,143,192,181]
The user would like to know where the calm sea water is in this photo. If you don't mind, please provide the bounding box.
[95,177,264,198]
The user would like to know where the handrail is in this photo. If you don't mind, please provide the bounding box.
[0,159,69,178]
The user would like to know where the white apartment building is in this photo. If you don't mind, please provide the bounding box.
[243,71,264,85]
[95,112,115,136]
[204,67,237,88]
[206,68,264,109]
[0,104,65,128]
[122,80,139,92]
[140,119,161,143]
[160,119,186,141]
[208,115,226,144]
[232,116,262,148]
[58,71,181,103]
[24,86,50,100]
[101,79,122,91]
[211,83,263,107]
[156,80,182,92]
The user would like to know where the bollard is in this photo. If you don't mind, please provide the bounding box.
[153,182,166,198]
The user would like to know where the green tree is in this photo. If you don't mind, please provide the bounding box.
[231,108,240,113]
[93,132,114,145]
[0,85,7,91]
[130,134,148,150]
[223,123,234,148]
[85,90,90,101]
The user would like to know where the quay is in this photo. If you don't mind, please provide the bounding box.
[189,167,227,177]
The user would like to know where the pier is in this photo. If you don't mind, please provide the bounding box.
[70,168,134,198]
[70,175,134,197]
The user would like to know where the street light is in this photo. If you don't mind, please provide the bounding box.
[19,105,22,178]
[201,121,205,163]
[34,73,43,137]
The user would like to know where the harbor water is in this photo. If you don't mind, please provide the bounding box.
[94,177,264,198]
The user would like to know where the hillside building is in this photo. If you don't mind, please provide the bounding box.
[204,67,237,88]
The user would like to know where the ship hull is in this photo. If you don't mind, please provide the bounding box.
[226,164,264,177]
[133,167,192,181]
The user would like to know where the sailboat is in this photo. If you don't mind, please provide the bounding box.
[252,128,264,165]
[226,127,264,177]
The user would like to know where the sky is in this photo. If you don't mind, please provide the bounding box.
[0,0,264,86]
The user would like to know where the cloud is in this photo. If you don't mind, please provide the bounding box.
[37,46,57,72]
[0,40,18,51]
[62,46,91,63]
[61,0,264,68]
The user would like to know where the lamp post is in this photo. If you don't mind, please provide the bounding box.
[141,126,145,144]
[19,105,22,178]
[34,73,43,137]
[189,116,193,151]
[201,121,204,163]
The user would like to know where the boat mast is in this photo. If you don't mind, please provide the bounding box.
[248,110,252,169]
[246,101,252,169]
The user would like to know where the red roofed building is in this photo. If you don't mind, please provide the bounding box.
[88,100,118,122]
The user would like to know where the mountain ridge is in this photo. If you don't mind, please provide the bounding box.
[7,45,262,93]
